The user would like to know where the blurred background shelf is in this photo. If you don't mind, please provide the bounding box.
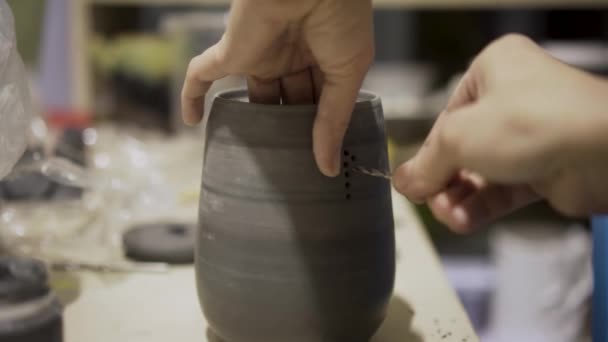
[84,0,608,8]
[70,0,608,112]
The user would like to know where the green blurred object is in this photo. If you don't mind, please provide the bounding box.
[90,35,178,85]
[6,0,45,66]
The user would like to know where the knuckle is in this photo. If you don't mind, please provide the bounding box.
[480,33,535,65]
[214,43,231,66]
[187,42,232,74]
[185,55,207,81]
[497,33,534,47]
[185,57,200,76]
[214,41,246,74]
[340,46,375,76]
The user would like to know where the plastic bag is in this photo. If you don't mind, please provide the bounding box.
[0,1,31,180]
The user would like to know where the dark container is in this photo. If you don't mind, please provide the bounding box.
[197,89,395,342]
[0,257,63,342]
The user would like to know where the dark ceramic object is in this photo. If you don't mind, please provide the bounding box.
[54,128,86,167]
[123,223,196,264]
[0,149,54,201]
[0,257,63,342]
[197,89,395,342]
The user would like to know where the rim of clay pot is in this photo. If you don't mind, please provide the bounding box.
[213,88,380,114]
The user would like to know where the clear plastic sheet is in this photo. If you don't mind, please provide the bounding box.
[0,1,31,180]
[0,125,202,267]
[0,2,201,271]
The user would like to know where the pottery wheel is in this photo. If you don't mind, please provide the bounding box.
[122,223,195,264]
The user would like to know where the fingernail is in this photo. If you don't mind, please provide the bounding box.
[183,117,195,126]
[452,207,468,226]
[331,156,340,177]
[327,147,341,177]
[182,111,197,126]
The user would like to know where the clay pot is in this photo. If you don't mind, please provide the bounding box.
[197,89,395,342]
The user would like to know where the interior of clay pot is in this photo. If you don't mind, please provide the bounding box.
[215,88,379,109]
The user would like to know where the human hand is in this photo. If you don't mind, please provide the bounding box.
[393,34,608,233]
[181,0,374,177]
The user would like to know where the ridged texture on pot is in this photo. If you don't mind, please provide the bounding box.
[197,90,395,342]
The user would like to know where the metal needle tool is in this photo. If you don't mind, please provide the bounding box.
[352,165,392,180]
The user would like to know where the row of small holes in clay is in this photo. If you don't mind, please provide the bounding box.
[343,150,356,200]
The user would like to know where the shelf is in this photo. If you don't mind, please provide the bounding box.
[70,0,608,110]
[85,0,608,9]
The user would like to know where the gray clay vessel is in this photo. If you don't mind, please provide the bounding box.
[197,89,395,342]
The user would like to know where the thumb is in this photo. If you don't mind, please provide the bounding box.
[312,75,363,177]
[393,100,490,201]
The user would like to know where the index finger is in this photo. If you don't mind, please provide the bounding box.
[181,44,228,125]
[312,73,365,177]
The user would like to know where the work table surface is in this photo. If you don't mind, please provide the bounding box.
[63,191,478,342]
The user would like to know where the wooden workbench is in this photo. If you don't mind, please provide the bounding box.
[63,191,478,342]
